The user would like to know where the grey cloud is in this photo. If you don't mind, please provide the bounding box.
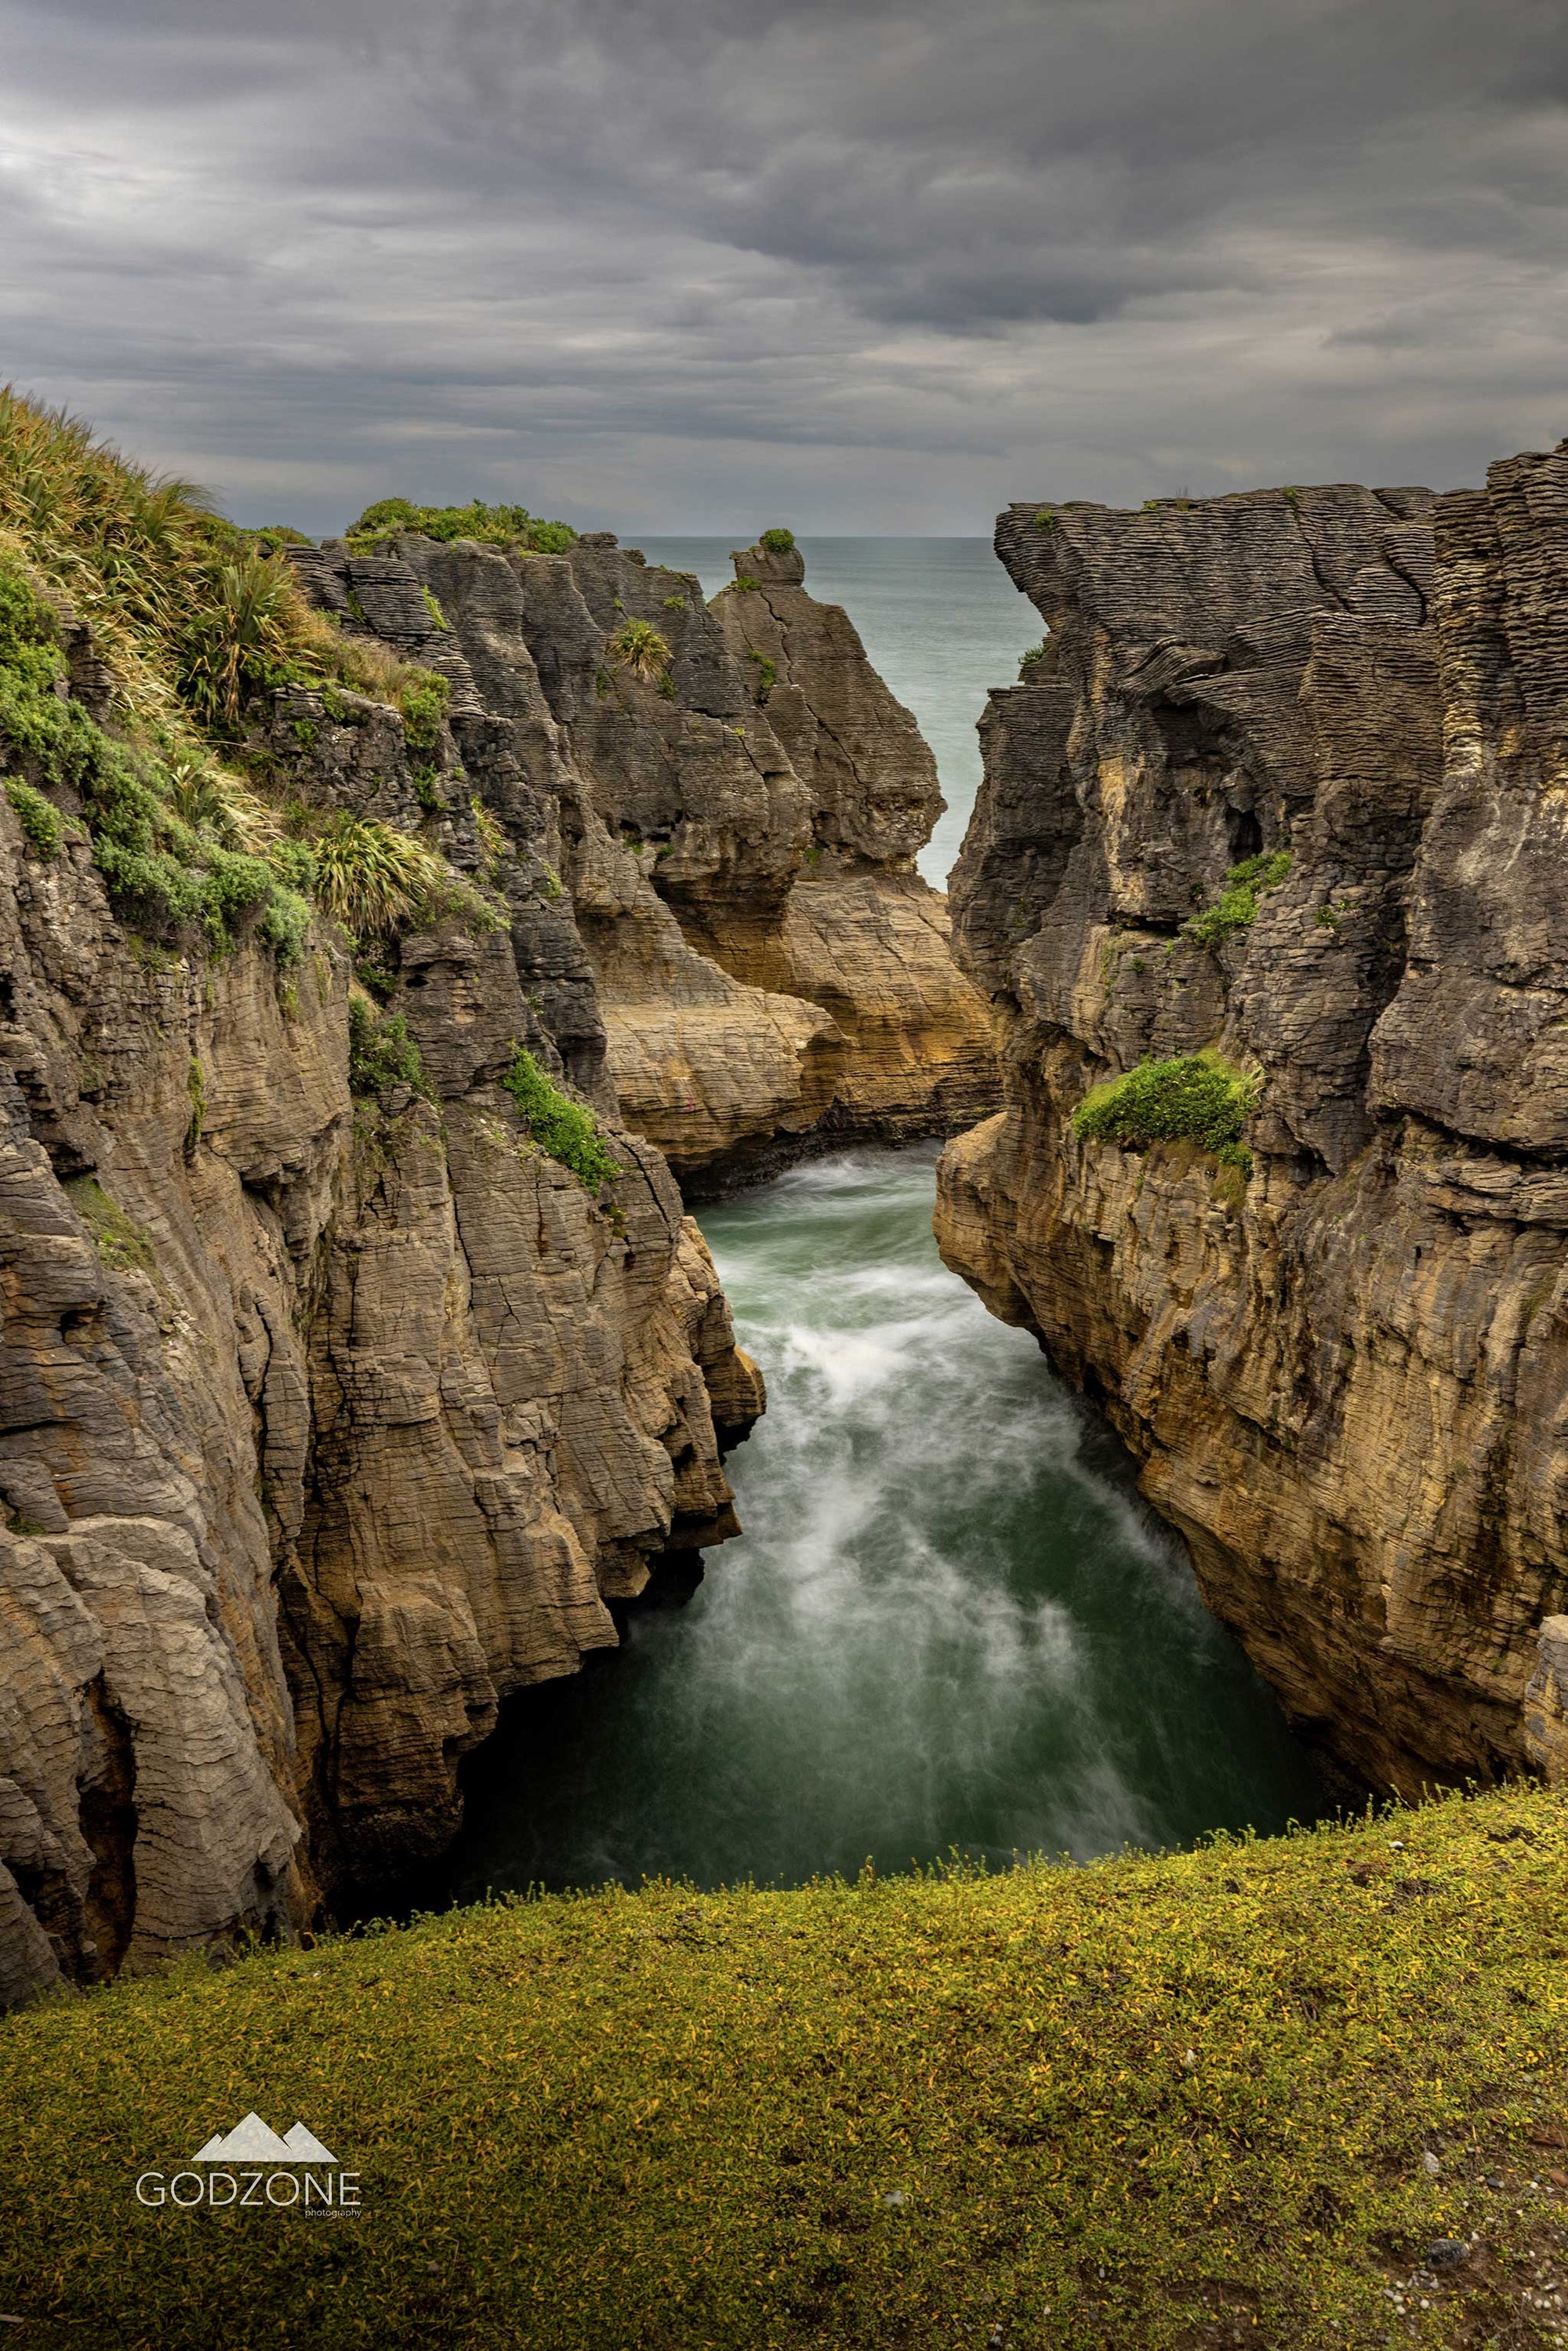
[2,0,1566,529]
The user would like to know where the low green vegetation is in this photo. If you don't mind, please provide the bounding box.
[759,525,796,553]
[1020,640,1047,671]
[2,1786,1566,2348]
[1033,505,1055,529]
[733,572,761,593]
[1073,1049,1258,1168]
[662,594,687,611]
[347,1000,428,1099]
[607,617,671,681]
[1186,848,1292,951]
[749,648,777,696]
[309,814,492,944]
[5,772,61,856]
[501,1045,620,1189]
[0,392,472,962]
[419,585,450,630]
[63,1174,154,1271]
[345,499,576,555]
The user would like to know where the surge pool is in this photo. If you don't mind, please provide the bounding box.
[445,1148,1325,1899]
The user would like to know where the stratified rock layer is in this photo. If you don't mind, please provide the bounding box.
[937,457,1568,1795]
[299,529,996,1183]
[0,653,761,2008]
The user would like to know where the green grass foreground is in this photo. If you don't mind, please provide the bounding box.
[4,1788,1567,2349]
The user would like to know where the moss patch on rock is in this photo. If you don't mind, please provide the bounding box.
[1073,1048,1258,1168]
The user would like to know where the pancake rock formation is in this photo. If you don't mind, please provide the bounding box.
[0,609,765,2011]
[289,528,996,1188]
[937,450,1568,1796]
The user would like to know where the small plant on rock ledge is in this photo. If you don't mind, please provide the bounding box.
[758,526,795,554]
[607,618,671,682]
[1186,849,1291,952]
[5,776,62,857]
[1073,1049,1258,1173]
[501,1046,620,1191]
[347,999,430,1099]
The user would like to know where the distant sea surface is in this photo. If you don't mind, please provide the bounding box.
[640,537,1038,888]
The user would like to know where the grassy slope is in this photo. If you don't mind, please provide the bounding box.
[3,1788,1566,2349]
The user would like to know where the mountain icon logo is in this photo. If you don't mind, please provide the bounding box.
[190,2113,339,2164]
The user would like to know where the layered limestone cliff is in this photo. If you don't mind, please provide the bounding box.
[937,453,1568,1795]
[291,529,996,1185]
[0,630,762,2008]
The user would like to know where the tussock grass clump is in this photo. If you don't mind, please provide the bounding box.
[346,497,575,554]
[607,616,671,681]
[2,1787,1566,2348]
[309,814,481,944]
[0,391,466,960]
[1073,1048,1258,1168]
[1188,848,1292,950]
[502,1045,620,1188]
[759,525,796,553]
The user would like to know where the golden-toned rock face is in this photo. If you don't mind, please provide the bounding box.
[938,456,1568,1799]
[0,505,991,2003]
[294,525,996,1187]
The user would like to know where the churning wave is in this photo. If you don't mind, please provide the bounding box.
[446,1148,1324,1900]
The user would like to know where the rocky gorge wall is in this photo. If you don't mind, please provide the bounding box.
[292,528,996,1190]
[936,449,1568,1797]
[0,510,990,2008]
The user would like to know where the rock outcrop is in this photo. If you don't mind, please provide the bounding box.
[1,499,990,2005]
[937,455,1568,1796]
[293,529,996,1186]
[0,652,762,2007]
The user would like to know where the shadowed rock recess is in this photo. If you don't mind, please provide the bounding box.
[0,526,991,2006]
[936,449,1568,1797]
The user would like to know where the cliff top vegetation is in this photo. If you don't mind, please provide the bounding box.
[2,1784,1565,2348]
[345,497,577,554]
[0,389,486,957]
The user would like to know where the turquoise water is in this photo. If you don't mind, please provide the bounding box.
[641,536,1037,887]
[447,1150,1326,1901]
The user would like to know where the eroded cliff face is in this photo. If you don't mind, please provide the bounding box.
[0,656,761,2007]
[937,454,1568,1796]
[292,529,996,1185]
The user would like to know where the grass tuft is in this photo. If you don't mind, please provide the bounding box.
[501,1045,620,1189]
[606,617,671,681]
[1187,849,1292,951]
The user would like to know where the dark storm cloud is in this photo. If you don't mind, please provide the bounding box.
[2,0,1566,528]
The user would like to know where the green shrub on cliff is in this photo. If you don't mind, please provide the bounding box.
[1073,1049,1258,1168]
[502,1045,620,1189]
[759,525,796,553]
[2,1785,1566,2348]
[345,497,577,554]
[1187,848,1292,951]
[347,999,429,1099]
[4,775,61,856]
[0,392,478,960]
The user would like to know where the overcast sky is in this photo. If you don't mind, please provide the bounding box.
[3,0,1566,533]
